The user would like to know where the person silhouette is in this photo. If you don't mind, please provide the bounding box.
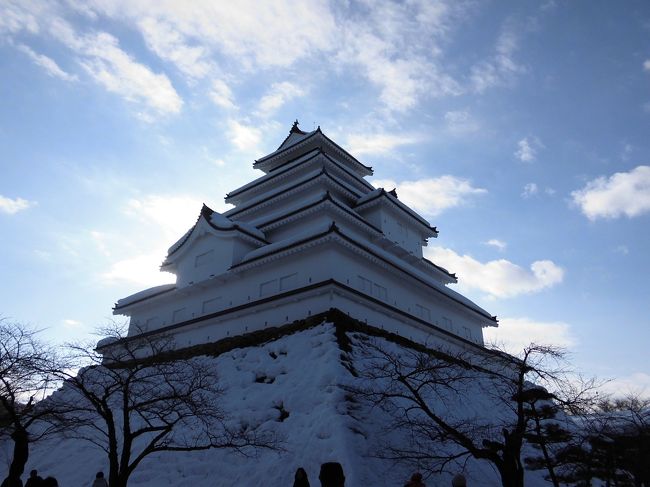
[293,467,310,487]
[25,471,42,487]
[92,472,108,487]
[318,462,344,487]
[451,473,467,487]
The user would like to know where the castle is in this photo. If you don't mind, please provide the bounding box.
[105,122,496,354]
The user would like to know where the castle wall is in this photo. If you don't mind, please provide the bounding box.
[125,243,487,347]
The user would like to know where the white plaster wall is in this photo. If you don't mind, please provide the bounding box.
[124,242,487,344]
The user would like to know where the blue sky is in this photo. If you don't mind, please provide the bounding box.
[1,0,649,395]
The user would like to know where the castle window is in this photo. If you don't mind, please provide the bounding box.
[172,307,188,323]
[260,279,278,297]
[373,283,388,300]
[144,316,161,330]
[202,297,222,314]
[194,249,214,267]
[358,275,372,293]
[442,316,452,330]
[415,304,431,321]
[279,273,297,291]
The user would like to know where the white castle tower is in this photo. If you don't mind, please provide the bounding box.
[107,122,496,353]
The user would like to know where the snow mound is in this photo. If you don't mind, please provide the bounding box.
[4,324,550,486]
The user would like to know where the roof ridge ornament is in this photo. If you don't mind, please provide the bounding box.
[290,119,307,135]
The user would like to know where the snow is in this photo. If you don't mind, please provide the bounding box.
[167,226,194,256]
[227,148,321,199]
[209,212,266,241]
[2,324,552,486]
[115,284,176,309]
[256,130,316,163]
[238,222,333,264]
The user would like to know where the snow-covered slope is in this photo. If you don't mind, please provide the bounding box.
[2,323,549,486]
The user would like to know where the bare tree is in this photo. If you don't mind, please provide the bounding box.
[572,395,650,487]
[0,319,65,486]
[353,337,596,487]
[50,324,277,487]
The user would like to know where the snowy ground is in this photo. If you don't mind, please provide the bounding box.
[2,323,550,486]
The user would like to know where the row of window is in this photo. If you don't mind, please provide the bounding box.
[139,273,475,341]
[356,275,476,341]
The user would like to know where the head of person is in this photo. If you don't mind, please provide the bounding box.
[295,468,308,481]
[96,472,105,479]
[411,472,423,482]
[319,462,345,487]
[452,474,467,487]
[42,477,58,487]
[30,470,38,478]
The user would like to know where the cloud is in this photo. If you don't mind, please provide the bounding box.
[256,81,306,118]
[614,245,629,255]
[346,133,421,156]
[571,166,650,220]
[371,176,487,216]
[444,110,479,135]
[334,0,463,112]
[227,120,263,152]
[124,195,206,237]
[484,317,575,353]
[425,246,564,299]
[17,44,78,81]
[471,22,525,93]
[77,0,337,69]
[0,0,45,35]
[62,319,83,329]
[597,372,650,399]
[522,182,538,198]
[49,19,182,118]
[515,136,543,162]
[0,195,36,214]
[644,60,650,72]
[137,17,213,80]
[79,33,183,117]
[99,194,211,287]
[484,239,507,251]
[209,79,237,110]
[102,252,176,286]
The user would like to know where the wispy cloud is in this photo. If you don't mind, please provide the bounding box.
[425,246,564,299]
[371,176,487,216]
[346,133,421,156]
[484,239,507,251]
[337,1,462,112]
[521,182,538,198]
[614,244,629,255]
[75,1,337,69]
[256,81,306,118]
[471,21,525,93]
[17,44,78,81]
[62,318,84,329]
[0,195,36,215]
[137,17,213,80]
[227,120,263,152]
[444,110,479,135]
[209,79,237,110]
[644,59,650,72]
[484,316,575,353]
[515,136,543,162]
[50,19,183,118]
[571,166,650,220]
